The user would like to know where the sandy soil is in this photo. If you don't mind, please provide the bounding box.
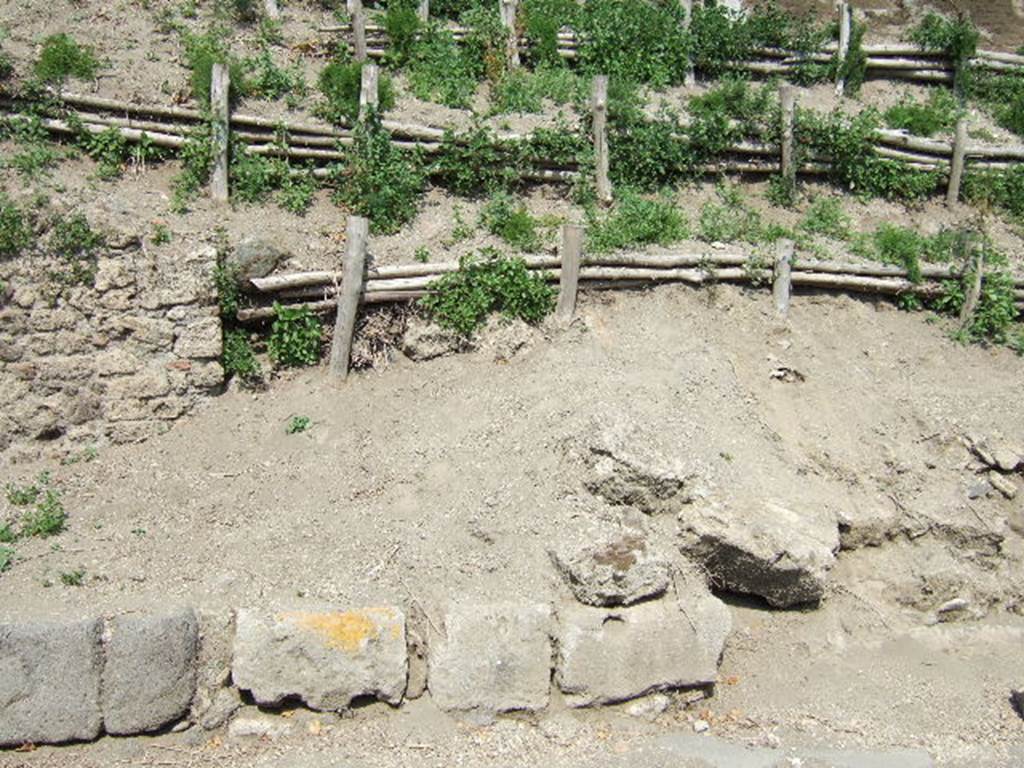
[1,284,1023,765]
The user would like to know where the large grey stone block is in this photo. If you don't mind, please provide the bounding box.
[232,607,407,711]
[678,499,840,608]
[102,609,198,735]
[429,602,552,715]
[556,600,719,708]
[0,618,103,745]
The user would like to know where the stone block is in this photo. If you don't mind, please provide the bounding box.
[0,618,103,745]
[102,609,199,735]
[232,607,407,711]
[429,602,552,715]
[556,601,719,708]
[174,317,222,359]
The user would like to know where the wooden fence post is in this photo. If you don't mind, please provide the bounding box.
[592,75,612,205]
[264,0,280,21]
[958,237,984,332]
[210,62,230,204]
[681,0,696,87]
[329,215,370,380]
[359,62,379,121]
[834,1,851,96]
[773,238,795,316]
[779,85,797,193]
[351,0,367,62]
[947,117,967,206]
[556,223,583,321]
[499,0,520,70]
[418,0,429,22]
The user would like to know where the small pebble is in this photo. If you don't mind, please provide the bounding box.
[693,719,710,734]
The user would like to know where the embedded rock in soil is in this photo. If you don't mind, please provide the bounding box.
[198,687,241,731]
[1012,689,1024,719]
[102,608,199,735]
[228,237,289,289]
[429,602,552,716]
[969,436,1023,473]
[556,599,721,708]
[836,499,899,550]
[584,420,702,515]
[0,618,103,746]
[678,500,840,608]
[232,607,407,711]
[549,524,671,607]
[401,317,463,361]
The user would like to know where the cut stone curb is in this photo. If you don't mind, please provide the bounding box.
[678,499,840,608]
[102,608,199,735]
[429,602,552,716]
[556,600,719,708]
[0,618,103,746]
[549,524,671,607]
[232,607,407,711]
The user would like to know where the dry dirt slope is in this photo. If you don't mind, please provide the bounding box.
[1,284,1023,765]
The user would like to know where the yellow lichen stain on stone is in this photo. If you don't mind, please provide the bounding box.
[277,607,398,654]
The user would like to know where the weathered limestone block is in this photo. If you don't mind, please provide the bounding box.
[112,316,176,349]
[678,500,840,608]
[0,618,103,745]
[556,599,723,708]
[102,609,199,735]
[96,348,142,376]
[94,257,135,292]
[232,608,407,711]
[429,602,552,715]
[174,317,222,359]
[401,318,463,361]
[105,369,172,400]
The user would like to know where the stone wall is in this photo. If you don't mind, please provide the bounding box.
[0,240,223,461]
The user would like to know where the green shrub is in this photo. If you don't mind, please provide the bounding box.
[34,33,99,83]
[932,243,1017,343]
[0,546,12,573]
[0,196,32,261]
[836,17,867,95]
[420,250,554,336]
[172,122,215,211]
[480,192,541,250]
[406,27,479,108]
[78,126,166,179]
[587,190,688,253]
[884,89,960,137]
[962,165,1024,220]
[522,0,579,67]
[492,66,581,114]
[317,59,396,123]
[268,303,322,367]
[222,328,262,382]
[332,114,424,234]
[230,0,260,23]
[47,213,104,287]
[430,124,520,196]
[214,262,242,319]
[182,29,247,105]
[459,3,506,84]
[246,49,307,107]
[577,0,689,87]
[800,198,850,240]
[383,0,422,65]
[698,185,766,244]
[909,11,978,91]
[963,67,1024,139]
[796,108,943,201]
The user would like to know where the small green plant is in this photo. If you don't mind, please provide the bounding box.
[414,245,430,263]
[909,12,978,92]
[286,415,311,434]
[47,213,104,287]
[698,185,767,244]
[60,569,85,586]
[152,223,172,244]
[586,190,688,253]
[884,89,960,137]
[0,522,14,543]
[406,27,479,109]
[222,328,262,382]
[34,33,99,83]
[246,48,308,108]
[268,303,322,367]
[317,59,396,123]
[480,192,541,251]
[172,122,214,211]
[182,28,247,105]
[331,114,424,234]
[800,198,850,240]
[0,195,32,261]
[0,546,12,574]
[420,250,555,336]
[214,262,242,319]
[491,67,581,114]
[7,474,68,542]
[430,124,521,196]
